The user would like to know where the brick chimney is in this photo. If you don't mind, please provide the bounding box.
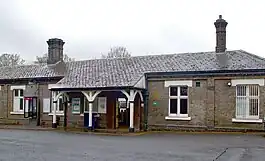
[214,15,228,53]
[47,38,65,64]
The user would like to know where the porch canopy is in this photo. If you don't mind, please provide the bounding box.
[48,75,146,132]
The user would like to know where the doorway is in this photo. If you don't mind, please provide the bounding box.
[24,97,40,125]
[117,98,129,128]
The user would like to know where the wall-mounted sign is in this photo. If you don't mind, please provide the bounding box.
[72,98,80,113]
[152,101,158,106]
[43,98,50,113]
[98,97,106,113]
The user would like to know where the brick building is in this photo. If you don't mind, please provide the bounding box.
[0,15,265,132]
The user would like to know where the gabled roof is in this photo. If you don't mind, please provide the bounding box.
[56,50,265,88]
[1,50,265,88]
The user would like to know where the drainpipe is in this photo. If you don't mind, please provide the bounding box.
[36,82,40,126]
[143,73,149,131]
[6,85,9,119]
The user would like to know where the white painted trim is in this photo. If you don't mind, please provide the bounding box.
[48,113,64,116]
[10,111,24,115]
[10,85,26,90]
[121,90,137,102]
[133,76,146,89]
[232,118,263,123]
[48,84,69,89]
[165,116,191,121]
[165,80,192,87]
[231,79,264,86]
[81,91,101,102]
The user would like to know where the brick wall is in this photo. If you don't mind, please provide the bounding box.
[214,79,265,129]
[147,76,265,131]
[147,79,208,130]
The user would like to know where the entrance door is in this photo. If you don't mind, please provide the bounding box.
[117,98,129,128]
[24,97,37,119]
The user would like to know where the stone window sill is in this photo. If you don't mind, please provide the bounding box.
[48,113,64,116]
[232,118,263,123]
[10,111,24,115]
[165,116,191,121]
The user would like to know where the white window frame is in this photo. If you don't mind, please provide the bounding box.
[12,89,24,113]
[164,80,192,120]
[235,85,259,120]
[168,86,189,118]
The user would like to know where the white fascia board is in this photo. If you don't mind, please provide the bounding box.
[48,84,68,89]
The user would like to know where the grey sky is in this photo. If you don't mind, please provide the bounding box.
[0,0,264,62]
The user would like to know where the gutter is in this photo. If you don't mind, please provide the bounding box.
[49,86,144,91]
[0,76,64,84]
[145,69,265,78]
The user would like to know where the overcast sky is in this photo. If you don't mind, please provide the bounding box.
[0,0,264,62]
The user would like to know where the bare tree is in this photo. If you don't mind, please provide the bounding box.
[34,53,75,64]
[0,53,25,67]
[102,46,131,58]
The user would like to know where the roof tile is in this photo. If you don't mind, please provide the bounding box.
[1,50,265,88]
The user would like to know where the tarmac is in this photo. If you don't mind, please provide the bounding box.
[0,128,265,160]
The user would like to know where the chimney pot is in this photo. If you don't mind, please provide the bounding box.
[214,15,228,53]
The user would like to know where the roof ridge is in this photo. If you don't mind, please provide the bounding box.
[0,63,42,69]
[65,50,240,64]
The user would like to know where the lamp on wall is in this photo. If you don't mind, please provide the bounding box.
[227,82,232,87]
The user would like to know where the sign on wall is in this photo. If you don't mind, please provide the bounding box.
[43,98,50,113]
[97,97,107,113]
[72,98,80,113]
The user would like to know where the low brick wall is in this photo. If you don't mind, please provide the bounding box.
[148,124,265,132]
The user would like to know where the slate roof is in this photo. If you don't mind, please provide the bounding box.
[0,63,64,80]
[1,50,265,88]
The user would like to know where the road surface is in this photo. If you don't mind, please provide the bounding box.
[0,130,264,161]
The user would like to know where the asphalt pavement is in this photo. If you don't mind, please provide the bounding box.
[0,130,264,161]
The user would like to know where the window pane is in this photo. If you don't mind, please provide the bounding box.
[19,98,23,110]
[84,98,88,112]
[170,87,178,96]
[249,98,258,116]
[180,86,188,96]
[237,85,246,96]
[93,99,98,112]
[236,97,247,117]
[14,90,19,97]
[93,104,98,112]
[195,81,200,87]
[249,85,258,96]
[59,98,64,111]
[170,99,177,114]
[80,99,84,113]
[20,90,23,97]
[180,99,188,114]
